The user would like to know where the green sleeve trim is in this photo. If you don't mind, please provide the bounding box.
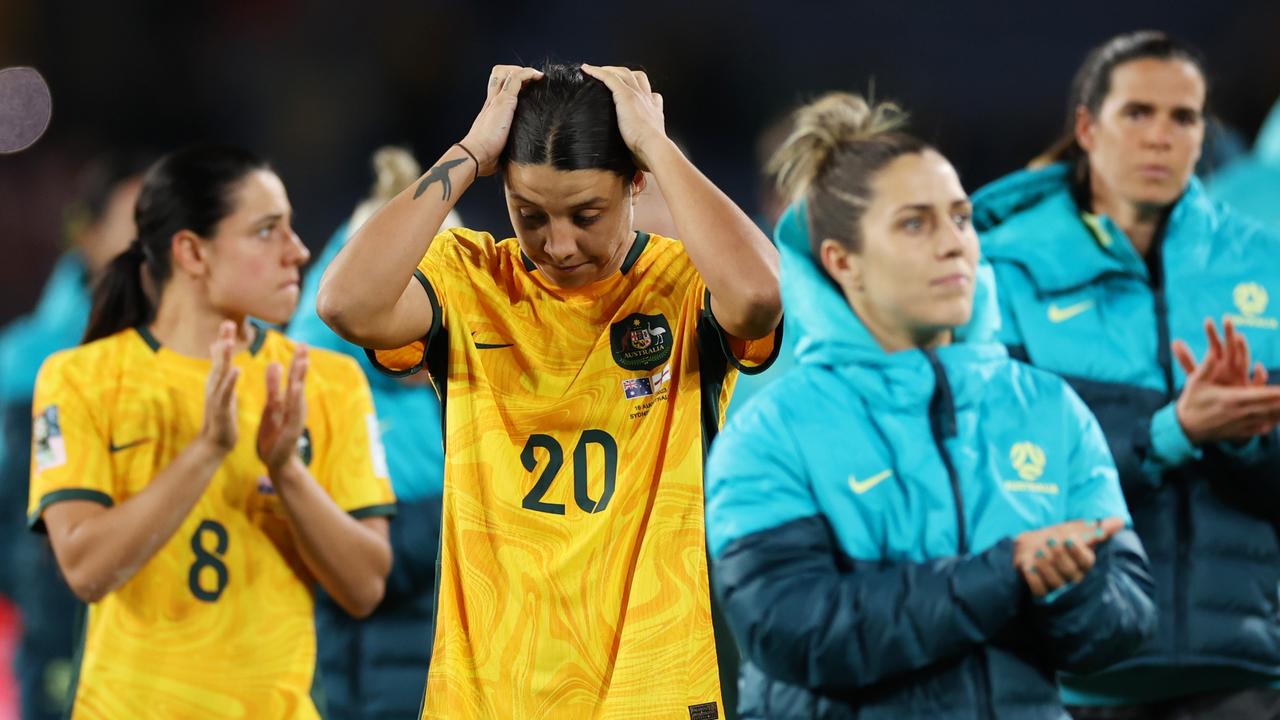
[27,488,115,533]
[419,270,443,349]
[703,289,784,376]
[619,232,651,274]
[134,325,161,352]
[348,503,398,520]
[363,349,423,378]
[363,270,441,378]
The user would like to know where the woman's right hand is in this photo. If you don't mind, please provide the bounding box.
[1014,517,1125,597]
[459,65,544,177]
[1173,317,1280,443]
[200,321,241,452]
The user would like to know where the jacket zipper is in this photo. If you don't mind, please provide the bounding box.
[925,349,967,554]
[1149,228,1186,661]
[924,350,993,719]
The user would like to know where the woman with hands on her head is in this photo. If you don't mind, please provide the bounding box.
[318,63,782,718]
[704,92,1156,719]
[27,145,395,720]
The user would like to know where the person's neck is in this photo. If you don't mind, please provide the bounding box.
[1089,176,1168,258]
[149,282,254,358]
[850,297,952,354]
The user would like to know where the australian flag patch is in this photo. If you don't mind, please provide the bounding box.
[622,377,654,399]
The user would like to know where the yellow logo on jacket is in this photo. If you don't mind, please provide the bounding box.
[1229,282,1277,330]
[1005,442,1058,495]
[848,469,893,495]
[1048,299,1095,324]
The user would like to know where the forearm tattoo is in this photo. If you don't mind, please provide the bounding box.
[414,158,468,201]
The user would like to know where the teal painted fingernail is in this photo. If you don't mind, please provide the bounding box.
[1095,527,1105,537]
[1065,539,1075,547]
[1035,550,1046,559]
[1046,538,1057,548]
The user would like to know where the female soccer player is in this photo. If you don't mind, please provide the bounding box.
[976,31,1280,717]
[705,93,1156,717]
[27,145,395,719]
[318,63,782,717]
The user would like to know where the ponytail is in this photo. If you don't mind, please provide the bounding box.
[83,239,152,343]
[80,144,269,344]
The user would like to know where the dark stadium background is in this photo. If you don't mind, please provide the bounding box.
[2,0,1278,324]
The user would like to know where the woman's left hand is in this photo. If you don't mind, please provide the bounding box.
[257,345,309,474]
[580,64,668,171]
[1014,517,1125,597]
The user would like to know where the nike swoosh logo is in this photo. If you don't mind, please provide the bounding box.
[110,438,152,453]
[848,469,893,495]
[1048,300,1095,323]
[474,341,514,350]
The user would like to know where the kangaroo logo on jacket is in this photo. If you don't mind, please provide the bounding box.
[610,313,672,371]
[1230,282,1277,330]
[1005,442,1057,495]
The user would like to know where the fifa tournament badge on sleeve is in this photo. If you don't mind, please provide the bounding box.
[34,405,67,471]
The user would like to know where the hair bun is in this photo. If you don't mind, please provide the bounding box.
[769,92,909,202]
[351,146,422,231]
[371,146,421,201]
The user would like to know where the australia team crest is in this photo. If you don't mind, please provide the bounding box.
[610,313,672,371]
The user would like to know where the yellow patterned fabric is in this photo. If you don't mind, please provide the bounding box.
[368,229,779,719]
[27,326,395,720]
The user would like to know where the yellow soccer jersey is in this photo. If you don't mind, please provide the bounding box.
[368,229,780,719]
[27,325,396,720]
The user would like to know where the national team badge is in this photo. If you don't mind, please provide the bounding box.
[1010,441,1046,481]
[610,313,672,371]
[1004,441,1058,495]
[1235,282,1269,317]
[1229,282,1278,330]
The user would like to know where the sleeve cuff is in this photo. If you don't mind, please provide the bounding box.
[348,503,397,520]
[1217,436,1264,459]
[1035,582,1077,606]
[1149,402,1202,468]
[362,270,440,378]
[703,289,783,376]
[27,488,114,533]
[1032,550,1107,609]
